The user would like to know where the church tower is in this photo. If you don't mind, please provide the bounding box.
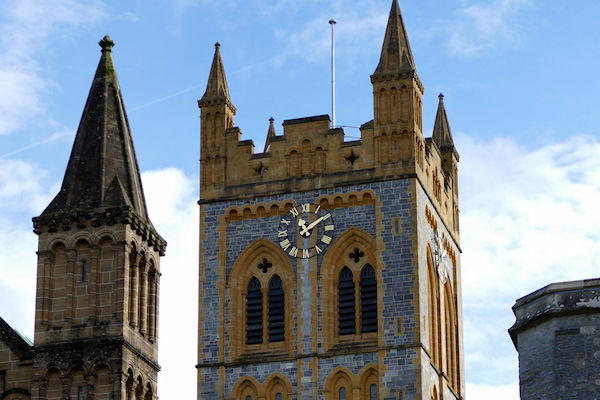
[31,36,166,400]
[197,1,464,399]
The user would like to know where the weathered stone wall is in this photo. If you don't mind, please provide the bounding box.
[0,319,33,399]
[510,278,600,399]
[198,177,463,399]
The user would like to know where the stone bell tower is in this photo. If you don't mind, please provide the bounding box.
[196,1,464,399]
[30,36,166,400]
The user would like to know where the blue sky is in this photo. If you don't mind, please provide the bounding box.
[1,0,600,398]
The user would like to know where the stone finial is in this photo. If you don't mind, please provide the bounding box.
[99,35,115,52]
[438,93,444,100]
[215,42,220,48]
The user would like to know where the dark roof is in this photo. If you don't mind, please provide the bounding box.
[373,0,416,76]
[432,94,459,159]
[39,36,149,221]
[0,316,33,360]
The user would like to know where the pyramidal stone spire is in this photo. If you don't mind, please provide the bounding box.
[374,0,416,76]
[432,93,455,150]
[198,42,235,111]
[263,117,276,153]
[39,35,149,220]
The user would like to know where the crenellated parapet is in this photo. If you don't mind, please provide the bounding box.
[200,111,458,239]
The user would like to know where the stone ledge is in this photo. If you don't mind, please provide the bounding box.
[508,277,600,348]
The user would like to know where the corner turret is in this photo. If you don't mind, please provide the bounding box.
[371,0,424,171]
[198,43,237,198]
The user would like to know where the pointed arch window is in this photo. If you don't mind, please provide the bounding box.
[370,384,377,400]
[360,264,377,333]
[338,387,346,400]
[338,267,356,335]
[268,275,284,342]
[246,277,263,344]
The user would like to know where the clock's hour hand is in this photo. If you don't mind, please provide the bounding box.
[299,216,324,237]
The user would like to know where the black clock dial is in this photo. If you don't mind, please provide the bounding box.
[278,203,334,258]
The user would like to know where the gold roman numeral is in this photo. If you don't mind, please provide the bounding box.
[321,236,332,244]
[301,203,310,213]
[289,246,298,257]
[325,224,334,231]
[281,218,291,226]
[302,249,310,258]
[280,239,291,250]
[277,230,288,238]
[290,207,299,217]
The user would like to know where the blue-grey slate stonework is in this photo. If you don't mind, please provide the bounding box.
[199,178,420,399]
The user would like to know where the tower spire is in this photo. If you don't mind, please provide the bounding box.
[263,117,276,153]
[432,93,456,152]
[199,42,235,111]
[373,0,416,76]
[40,35,149,220]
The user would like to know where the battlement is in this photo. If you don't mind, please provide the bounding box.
[200,111,459,239]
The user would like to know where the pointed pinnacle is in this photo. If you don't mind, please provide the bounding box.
[264,117,276,153]
[99,35,114,52]
[432,94,455,151]
[373,0,416,76]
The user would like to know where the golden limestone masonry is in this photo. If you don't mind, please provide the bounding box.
[197,1,463,399]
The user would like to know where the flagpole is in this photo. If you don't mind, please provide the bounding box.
[329,19,336,129]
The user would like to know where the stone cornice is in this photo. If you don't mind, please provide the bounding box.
[32,206,166,256]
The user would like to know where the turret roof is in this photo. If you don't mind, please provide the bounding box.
[40,36,149,220]
[373,0,416,76]
[199,42,233,107]
[432,93,459,159]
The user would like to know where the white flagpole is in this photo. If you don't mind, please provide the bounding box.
[329,19,336,129]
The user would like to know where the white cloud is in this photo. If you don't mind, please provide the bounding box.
[2,133,599,397]
[0,158,57,340]
[272,5,387,66]
[0,0,107,135]
[457,133,600,386]
[467,382,519,399]
[446,0,533,55]
[142,168,199,400]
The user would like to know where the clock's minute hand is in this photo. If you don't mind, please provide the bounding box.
[299,216,325,236]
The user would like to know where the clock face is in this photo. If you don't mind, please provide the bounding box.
[278,203,334,258]
[431,229,449,284]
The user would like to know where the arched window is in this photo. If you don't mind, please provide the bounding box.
[370,384,377,400]
[268,275,284,342]
[360,264,377,333]
[246,277,263,344]
[338,387,346,400]
[338,267,355,335]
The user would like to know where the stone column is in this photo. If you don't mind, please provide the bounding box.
[85,374,96,400]
[36,250,51,327]
[111,371,128,400]
[65,250,76,322]
[129,253,139,328]
[88,245,99,321]
[61,376,71,400]
[138,260,148,336]
[148,271,156,342]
